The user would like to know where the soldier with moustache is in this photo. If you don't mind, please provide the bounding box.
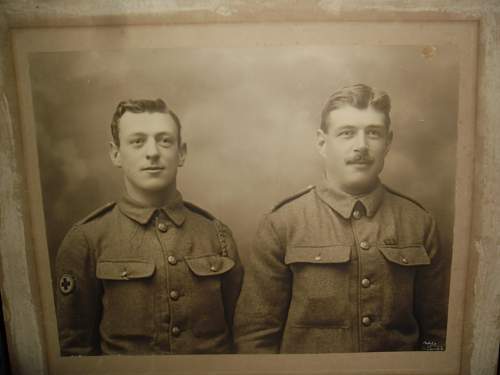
[234,84,448,353]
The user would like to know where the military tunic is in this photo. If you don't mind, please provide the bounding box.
[56,191,243,355]
[234,180,448,353]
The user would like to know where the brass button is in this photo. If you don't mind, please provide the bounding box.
[169,290,179,300]
[361,278,371,288]
[171,326,181,337]
[210,265,218,272]
[352,210,361,219]
[362,316,371,326]
[121,270,128,279]
[158,222,168,232]
[167,256,177,265]
[360,241,370,250]
[401,257,408,264]
[314,255,322,261]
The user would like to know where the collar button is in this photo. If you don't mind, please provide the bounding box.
[158,222,168,232]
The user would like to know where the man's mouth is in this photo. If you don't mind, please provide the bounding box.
[142,166,165,171]
[348,160,372,165]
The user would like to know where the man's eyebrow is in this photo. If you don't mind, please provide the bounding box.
[126,131,174,137]
[334,125,356,131]
[126,132,146,138]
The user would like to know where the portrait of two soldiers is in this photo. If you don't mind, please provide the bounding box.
[55,84,449,356]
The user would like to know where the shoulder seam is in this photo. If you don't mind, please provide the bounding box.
[76,202,116,225]
[384,185,428,212]
[183,201,215,221]
[271,185,315,212]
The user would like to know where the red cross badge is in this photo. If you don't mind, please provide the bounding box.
[59,274,75,295]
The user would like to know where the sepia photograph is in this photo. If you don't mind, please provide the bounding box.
[8,19,481,375]
[31,44,456,355]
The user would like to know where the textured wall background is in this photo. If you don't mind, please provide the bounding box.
[29,45,458,273]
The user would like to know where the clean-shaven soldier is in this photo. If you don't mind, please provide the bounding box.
[234,84,448,353]
[56,99,243,355]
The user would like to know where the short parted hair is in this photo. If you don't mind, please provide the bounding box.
[110,99,182,146]
[320,84,391,132]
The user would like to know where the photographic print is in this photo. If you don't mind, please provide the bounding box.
[29,44,457,355]
[10,21,478,374]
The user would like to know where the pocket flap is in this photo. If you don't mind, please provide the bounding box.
[184,255,235,276]
[285,245,351,265]
[96,259,155,280]
[379,245,430,266]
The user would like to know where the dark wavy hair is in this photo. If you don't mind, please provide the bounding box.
[320,84,391,132]
[110,99,182,146]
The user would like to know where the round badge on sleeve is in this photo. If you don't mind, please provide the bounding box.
[59,274,75,295]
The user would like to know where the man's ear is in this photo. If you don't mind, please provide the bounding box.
[384,129,393,156]
[109,141,122,168]
[316,129,328,158]
[178,142,187,167]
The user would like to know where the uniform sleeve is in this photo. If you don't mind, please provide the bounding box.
[233,214,292,353]
[414,215,449,351]
[55,225,102,355]
[219,224,244,340]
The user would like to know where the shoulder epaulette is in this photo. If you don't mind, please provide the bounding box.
[77,202,116,225]
[183,201,215,221]
[271,185,315,212]
[384,186,428,212]
[184,201,229,256]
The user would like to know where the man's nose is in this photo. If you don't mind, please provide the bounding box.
[145,139,160,159]
[353,132,368,152]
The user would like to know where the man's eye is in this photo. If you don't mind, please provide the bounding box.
[159,138,172,146]
[338,130,354,137]
[130,139,144,145]
[367,130,382,138]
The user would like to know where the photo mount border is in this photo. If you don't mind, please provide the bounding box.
[0,2,498,375]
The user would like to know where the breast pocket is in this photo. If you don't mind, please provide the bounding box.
[184,254,235,338]
[284,245,352,328]
[96,259,156,335]
[378,245,430,329]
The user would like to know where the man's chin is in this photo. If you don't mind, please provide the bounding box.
[342,178,378,195]
[135,180,175,193]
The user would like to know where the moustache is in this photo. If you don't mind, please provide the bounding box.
[345,154,374,165]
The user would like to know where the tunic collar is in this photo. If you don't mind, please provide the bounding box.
[118,190,186,226]
[316,177,385,219]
